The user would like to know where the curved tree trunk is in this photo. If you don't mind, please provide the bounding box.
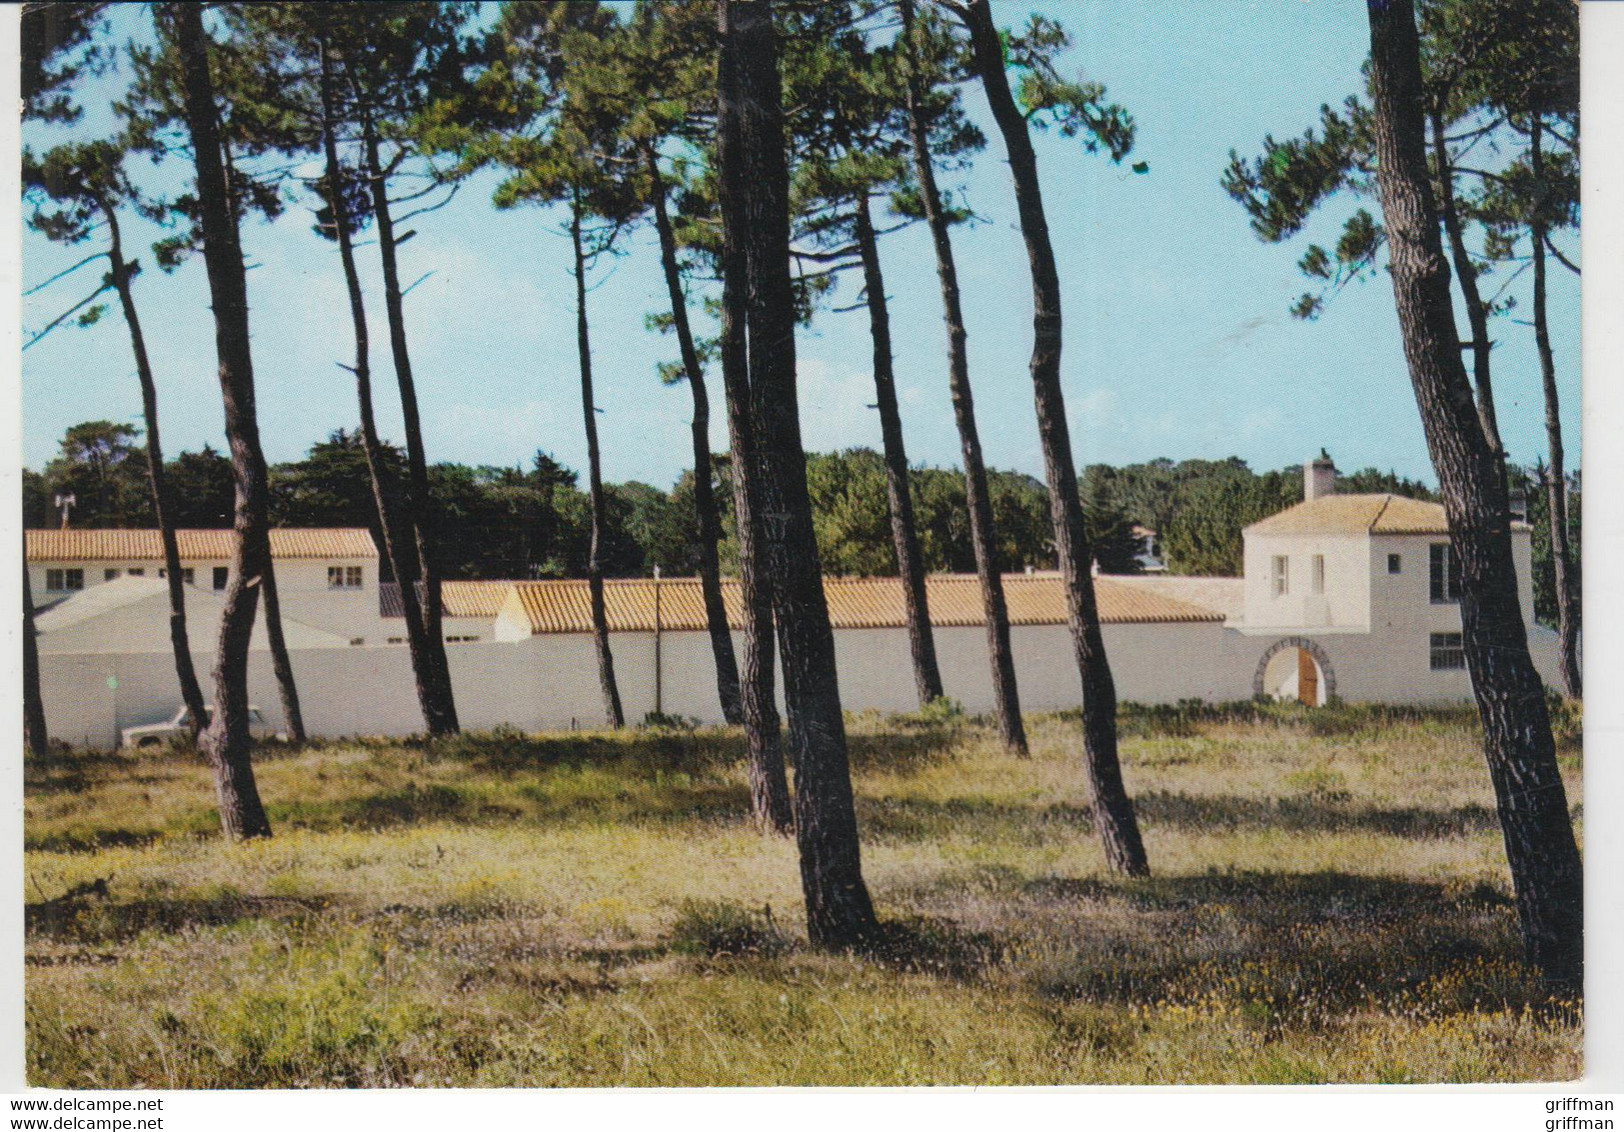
[168,1,272,840]
[361,112,459,735]
[105,206,207,742]
[898,0,1026,753]
[1530,116,1581,700]
[720,0,878,943]
[571,191,625,729]
[259,560,305,742]
[319,38,444,735]
[646,145,745,725]
[853,195,943,707]
[961,0,1147,875]
[23,546,49,756]
[1365,0,1582,990]
[1429,110,1505,472]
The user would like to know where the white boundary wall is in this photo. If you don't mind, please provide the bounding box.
[38,616,1565,749]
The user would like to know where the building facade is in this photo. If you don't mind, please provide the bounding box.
[27,461,1569,747]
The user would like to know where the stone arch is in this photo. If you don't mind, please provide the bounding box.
[1252,636,1337,702]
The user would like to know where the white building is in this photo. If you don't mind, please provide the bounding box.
[27,527,381,643]
[27,461,1568,747]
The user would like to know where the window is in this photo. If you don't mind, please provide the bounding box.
[329,565,363,590]
[1311,555,1326,595]
[105,568,120,581]
[445,634,480,643]
[46,568,84,593]
[1388,553,1402,575]
[1429,543,1461,603]
[387,636,406,645]
[163,567,194,584]
[213,566,230,591]
[349,637,365,647]
[1430,632,1465,670]
[1271,555,1289,597]
[127,568,144,577]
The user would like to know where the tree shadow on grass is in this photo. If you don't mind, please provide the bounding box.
[1132,790,1503,837]
[858,791,1506,846]
[25,891,338,945]
[1005,870,1572,1023]
[269,777,754,833]
[845,727,964,774]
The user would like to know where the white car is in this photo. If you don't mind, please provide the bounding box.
[120,705,285,749]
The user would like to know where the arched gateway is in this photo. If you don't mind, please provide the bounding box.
[1253,636,1337,705]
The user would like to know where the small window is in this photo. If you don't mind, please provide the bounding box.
[1387,554,1402,575]
[179,567,194,585]
[105,568,120,581]
[349,637,365,646]
[1271,555,1289,598]
[46,568,84,593]
[127,568,144,577]
[445,634,480,643]
[213,566,230,591]
[1429,543,1460,604]
[330,565,364,590]
[1430,632,1465,670]
[1311,555,1325,595]
[387,636,406,645]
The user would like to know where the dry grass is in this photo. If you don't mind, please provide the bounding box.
[23,703,1583,1087]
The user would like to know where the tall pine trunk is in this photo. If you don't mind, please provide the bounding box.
[646,145,744,725]
[104,205,207,741]
[1530,116,1581,699]
[714,140,794,836]
[898,0,1026,753]
[168,1,271,840]
[570,191,624,729]
[853,195,943,706]
[23,546,48,756]
[1429,110,1505,468]
[962,0,1147,875]
[361,113,459,735]
[319,39,444,734]
[1365,0,1582,990]
[720,0,878,943]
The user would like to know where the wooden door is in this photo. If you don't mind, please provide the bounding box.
[1297,648,1319,706]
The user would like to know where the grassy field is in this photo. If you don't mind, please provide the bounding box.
[23,702,1583,1087]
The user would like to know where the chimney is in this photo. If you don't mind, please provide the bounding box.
[1304,452,1336,502]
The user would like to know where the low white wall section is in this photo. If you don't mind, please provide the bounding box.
[41,614,1572,748]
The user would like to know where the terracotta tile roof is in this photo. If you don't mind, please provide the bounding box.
[502,572,1224,636]
[26,528,378,561]
[380,580,519,620]
[1245,494,1449,536]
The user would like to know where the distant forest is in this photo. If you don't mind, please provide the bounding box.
[23,419,1576,626]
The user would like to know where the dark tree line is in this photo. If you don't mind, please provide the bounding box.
[28,422,1579,632]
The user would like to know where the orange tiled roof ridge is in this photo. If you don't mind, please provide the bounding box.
[1244,493,1454,536]
[505,572,1225,635]
[25,527,378,561]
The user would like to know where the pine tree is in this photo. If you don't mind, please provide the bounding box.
[897,0,1025,751]
[718,0,880,943]
[160,1,274,839]
[1363,0,1581,990]
[957,0,1148,875]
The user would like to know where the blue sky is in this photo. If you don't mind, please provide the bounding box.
[19,0,1581,490]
